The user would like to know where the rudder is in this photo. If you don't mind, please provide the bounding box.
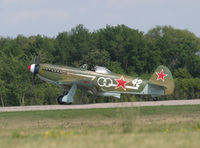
[149,65,174,95]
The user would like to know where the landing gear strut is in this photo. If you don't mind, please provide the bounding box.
[56,84,77,105]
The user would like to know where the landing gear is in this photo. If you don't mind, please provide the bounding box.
[153,97,158,101]
[56,84,77,105]
[56,95,65,105]
[56,95,73,105]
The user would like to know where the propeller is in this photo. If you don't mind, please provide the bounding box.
[32,72,36,86]
[33,54,40,85]
[34,54,40,65]
[28,54,40,86]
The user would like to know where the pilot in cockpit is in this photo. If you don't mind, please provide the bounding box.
[80,64,88,70]
[80,64,111,74]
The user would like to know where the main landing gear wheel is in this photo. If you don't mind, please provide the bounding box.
[56,95,72,105]
[57,95,65,105]
[57,85,77,105]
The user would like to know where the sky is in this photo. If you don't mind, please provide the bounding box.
[0,0,200,37]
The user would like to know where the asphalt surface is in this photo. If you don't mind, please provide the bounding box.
[0,99,200,112]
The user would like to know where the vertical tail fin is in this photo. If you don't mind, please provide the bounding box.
[149,65,174,95]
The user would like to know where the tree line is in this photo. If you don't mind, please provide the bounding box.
[0,25,199,106]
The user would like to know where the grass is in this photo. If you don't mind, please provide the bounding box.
[0,105,200,148]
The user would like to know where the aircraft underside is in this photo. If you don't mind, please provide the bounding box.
[38,74,165,104]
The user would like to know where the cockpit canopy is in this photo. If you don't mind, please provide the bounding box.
[80,64,111,74]
[94,66,111,74]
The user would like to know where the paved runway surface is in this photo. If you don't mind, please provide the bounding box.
[0,99,200,112]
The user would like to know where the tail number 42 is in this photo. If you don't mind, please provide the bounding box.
[132,79,142,88]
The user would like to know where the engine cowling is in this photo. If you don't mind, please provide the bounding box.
[28,64,39,74]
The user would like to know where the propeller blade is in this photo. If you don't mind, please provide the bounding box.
[31,53,40,94]
[34,54,40,65]
[34,57,37,64]
[32,74,35,86]
[37,54,40,64]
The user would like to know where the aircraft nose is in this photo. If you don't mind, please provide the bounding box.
[28,64,36,73]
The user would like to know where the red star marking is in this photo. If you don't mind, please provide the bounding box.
[156,69,168,81]
[115,76,129,91]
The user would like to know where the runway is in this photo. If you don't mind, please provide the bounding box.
[0,99,200,112]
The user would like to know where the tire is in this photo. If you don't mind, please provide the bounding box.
[56,95,65,105]
[153,97,158,101]
[56,95,72,105]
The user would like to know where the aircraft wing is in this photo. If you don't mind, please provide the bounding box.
[59,79,99,95]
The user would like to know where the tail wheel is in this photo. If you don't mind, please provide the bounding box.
[153,97,158,101]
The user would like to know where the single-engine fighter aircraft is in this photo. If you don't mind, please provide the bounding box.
[28,55,174,104]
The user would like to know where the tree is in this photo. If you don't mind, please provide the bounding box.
[146,26,200,78]
[82,49,110,68]
[94,25,147,74]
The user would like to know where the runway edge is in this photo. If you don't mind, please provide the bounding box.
[0,99,200,112]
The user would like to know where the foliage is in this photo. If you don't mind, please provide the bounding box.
[0,25,199,106]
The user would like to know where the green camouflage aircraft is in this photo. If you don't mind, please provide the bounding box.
[28,55,174,104]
